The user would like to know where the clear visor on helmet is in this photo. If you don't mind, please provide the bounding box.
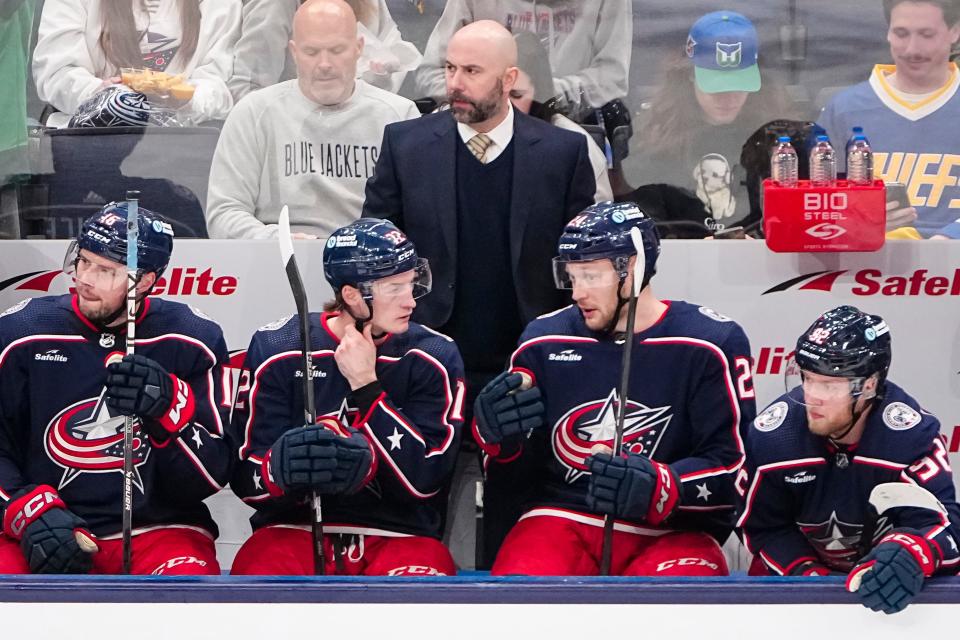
[357,258,432,300]
[63,241,130,290]
[552,257,622,290]
[783,355,874,406]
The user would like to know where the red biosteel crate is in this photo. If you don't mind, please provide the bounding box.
[763,179,886,252]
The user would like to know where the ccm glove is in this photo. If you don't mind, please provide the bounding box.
[586,453,680,525]
[847,529,939,614]
[474,372,544,445]
[3,485,98,574]
[266,425,374,496]
[106,354,195,441]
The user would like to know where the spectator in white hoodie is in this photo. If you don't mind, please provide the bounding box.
[33,0,241,125]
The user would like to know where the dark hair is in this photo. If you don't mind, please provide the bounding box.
[99,0,201,71]
[883,0,960,26]
[323,290,347,313]
[639,52,797,157]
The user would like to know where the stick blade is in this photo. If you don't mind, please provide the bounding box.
[869,482,947,516]
[278,205,294,266]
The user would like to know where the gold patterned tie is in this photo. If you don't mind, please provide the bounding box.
[467,133,493,163]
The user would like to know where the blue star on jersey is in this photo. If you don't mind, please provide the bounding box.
[552,387,671,483]
[44,387,149,492]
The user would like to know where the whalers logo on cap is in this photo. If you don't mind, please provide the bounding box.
[716,42,743,67]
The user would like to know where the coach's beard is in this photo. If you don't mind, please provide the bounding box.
[448,80,503,124]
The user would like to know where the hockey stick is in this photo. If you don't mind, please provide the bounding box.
[848,482,948,591]
[599,227,645,576]
[121,190,140,574]
[277,206,325,575]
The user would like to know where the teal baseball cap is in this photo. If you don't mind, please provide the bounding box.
[686,11,761,94]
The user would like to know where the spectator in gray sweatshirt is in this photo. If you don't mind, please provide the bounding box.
[206,0,418,240]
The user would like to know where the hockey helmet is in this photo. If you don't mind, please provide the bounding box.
[323,218,431,299]
[553,201,660,290]
[794,305,892,396]
[68,201,174,279]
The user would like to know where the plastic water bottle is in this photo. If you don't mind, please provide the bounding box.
[809,134,837,186]
[771,136,799,187]
[845,126,867,155]
[846,134,874,185]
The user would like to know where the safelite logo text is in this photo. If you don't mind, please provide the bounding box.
[0,268,238,297]
[764,269,960,296]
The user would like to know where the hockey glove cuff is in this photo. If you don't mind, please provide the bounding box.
[3,485,98,574]
[586,453,680,525]
[847,529,939,614]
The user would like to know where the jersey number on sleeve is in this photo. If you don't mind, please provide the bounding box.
[734,357,756,400]
[908,438,952,483]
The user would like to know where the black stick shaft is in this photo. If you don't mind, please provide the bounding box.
[121,190,140,575]
[599,293,639,576]
[284,259,325,575]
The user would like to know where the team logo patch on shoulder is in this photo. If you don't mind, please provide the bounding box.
[259,315,292,332]
[883,402,921,431]
[755,401,789,432]
[698,307,732,322]
[0,299,30,318]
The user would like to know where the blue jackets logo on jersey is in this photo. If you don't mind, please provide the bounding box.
[797,510,868,570]
[43,390,150,491]
[552,388,672,483]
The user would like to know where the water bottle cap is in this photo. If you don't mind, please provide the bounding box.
[816,134,829,142]
[777,136,791,142]
[852,126,863,133]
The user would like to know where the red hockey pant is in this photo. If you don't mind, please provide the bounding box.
[230,525,457,576]
[492,511,728,576]
[0,527,220,575]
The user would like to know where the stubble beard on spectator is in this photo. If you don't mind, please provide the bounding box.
[448,79,504,125]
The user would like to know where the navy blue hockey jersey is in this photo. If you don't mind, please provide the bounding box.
[231,312,466,539]
[738,383,960,575]
[0,295,232,538]
[475,301,756,540]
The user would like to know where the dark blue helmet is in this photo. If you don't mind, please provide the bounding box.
[72,201,174,278]
[553,202,660,289]
[323,218,431,298]
[795,305,892,394]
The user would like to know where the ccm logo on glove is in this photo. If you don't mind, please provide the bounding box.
[4,488,64,538]
[166,377,191,426]
[654,464,673,516]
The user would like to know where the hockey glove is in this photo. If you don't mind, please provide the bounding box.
[474,371,544,446]
[106,354,195,441]
[586,453,680,526]
[267,425,375,496]
[2,485,98,574]
[847,529,939,614]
